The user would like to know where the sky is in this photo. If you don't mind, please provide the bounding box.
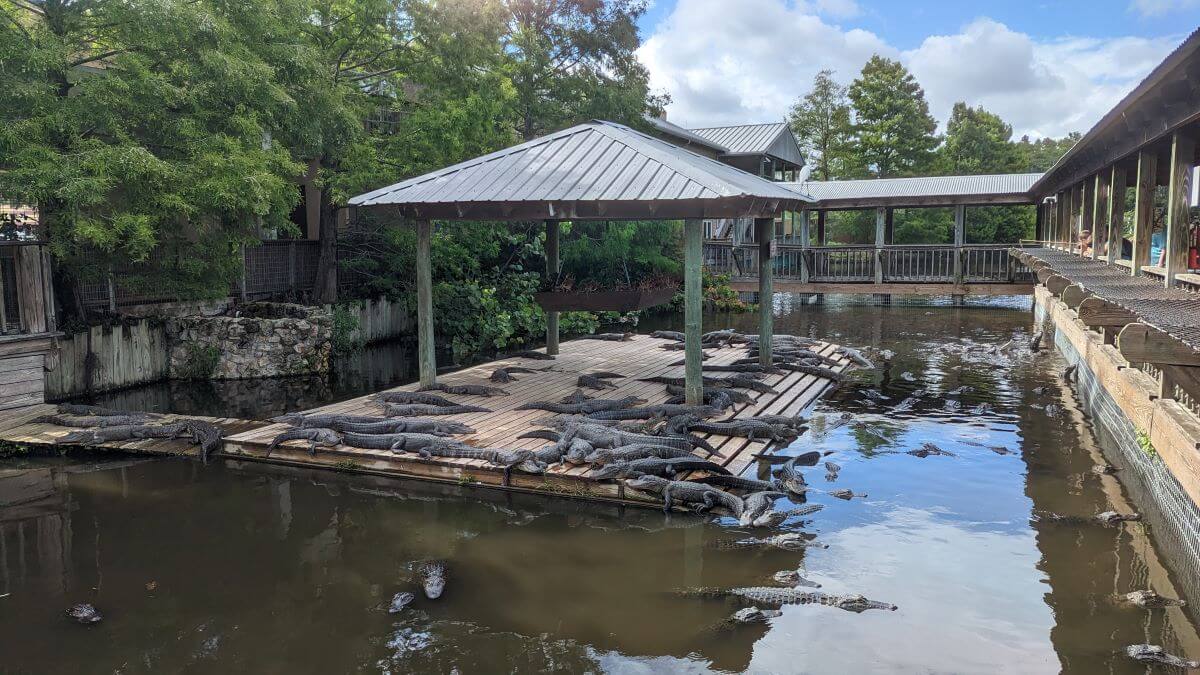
[634,0,1200,139]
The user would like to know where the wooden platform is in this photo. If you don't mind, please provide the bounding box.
[224,334,851,507]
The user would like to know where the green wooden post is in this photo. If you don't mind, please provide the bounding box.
[684,219,703,406]
[545,219,560,355]
[1164,130,1195,288]
[1131,149,1158,276]
[416,219,436,388]
[755,217,774,367]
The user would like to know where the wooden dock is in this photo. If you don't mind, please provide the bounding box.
[0,335,852,508]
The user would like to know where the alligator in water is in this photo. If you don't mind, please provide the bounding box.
[1063,364,1077,383]
[1030,331,1043,351]
[383,403,491,417]
[1119,590,1186,608]
[584,444,697,466]
[1092,463,1119,475]
[773,570,821,588]
[419,383,509,397]
[375,391,461,407]
[1034,510,1141,526]
[578,373,618,390]
[1125,644,1200,669]
[829,489,866,500]
[579,332,634,341]
[824,461,841,481]
[907,443,956,458]
[517,396,643,415]
[417,560,447,599]
[66,603,103,624]
[624,475,744,518]
[591,456,731,480]
[267,428,341,456]
[740,491,786,526]
[509,350,555,360]
[388,592,415,614]
[714,533,826,551]
[835,346,874,369]
[56,403,153,419]
[773,456,809,496]
[684,587,896,613]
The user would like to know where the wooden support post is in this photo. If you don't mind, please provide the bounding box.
[1034,201,1045,241]
[755,217,774,367]
[1164,130,1195,288]
[544,219,560,356]
[953,204,965,284]
[1056,191,1067,248]
[798,210,810,283]
[1081,177,1095,256]
[874,207,885,284]
[1119,323,1200,367]
[1107,165,1128,265]
[816,210,826,245]
[415,219,437,389]
[684,219,704,406]
[1092,171,1109,261]
[1132,149,1158,276]
[884,207,894,244]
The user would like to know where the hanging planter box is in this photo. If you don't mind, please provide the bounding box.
[534,285,678,312]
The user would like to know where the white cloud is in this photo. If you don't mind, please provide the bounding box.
[1129,0,1200,16]
[638,2,1180,139]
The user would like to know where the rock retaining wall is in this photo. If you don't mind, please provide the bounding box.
[167,303,332,379]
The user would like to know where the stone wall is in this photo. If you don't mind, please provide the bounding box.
[167,303,332,380]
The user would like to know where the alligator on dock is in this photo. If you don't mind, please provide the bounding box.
[577,373,618,390]
[591,455,731,480]
[419,383,509,397]
[517,396,643,415]
[266,428,341,456]
[56,403,154,419]
[375,391,461,407]
[509,350,555,360]
[740,491,786,526]
[383,403,491,417]
[578,332,634,341]
[488,366,543,383]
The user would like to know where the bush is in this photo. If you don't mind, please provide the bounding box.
[671,271,754,312]
[331,304,364,354]
[177,344,220,379]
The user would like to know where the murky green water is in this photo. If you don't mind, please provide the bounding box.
[2,297,1199,673]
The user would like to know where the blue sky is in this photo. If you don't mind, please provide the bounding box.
[634,0,1198,137]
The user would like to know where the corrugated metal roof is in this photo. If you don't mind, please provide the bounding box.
[689,122,806,168]
[783,173,1042,206]
[349,120,808,220]
[642,114,728,154]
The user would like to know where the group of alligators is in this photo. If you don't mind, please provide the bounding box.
[35,404,224,461]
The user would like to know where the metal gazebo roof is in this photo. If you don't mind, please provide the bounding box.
[348,120,809,221]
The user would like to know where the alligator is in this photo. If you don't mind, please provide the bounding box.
[907,443,956,458]
[267,428,342,456]
[375,391,461,407]
[774,456,809,495]
[180,419,223,461]
[303,418,474,436]
[723,607,782,626]
[1092,463,1119,475]
[662,392,737,410]
[383,403,491,417]
[642,375,775,394]
[668,353,714,365]
[509,350,555,360]
[417,560,448,599]
[516,396,643,415]
[388,592,415,614]
[683,587,896,613]
[1063,364,1077,382]
[773,570,821,588]
[623,475,744,518]
[56,403,152,419]
[66,603,103,624]
[835,346,875,369]
[664,384,754,406]
[412,446,538,484]
[739,414,809,431]
[751,510,788,528]
[419,383,509,397]
[342,431,467,452]
[747,348,842,369]
[713,533,827,551]
[700,329,746,346]
[577,374,618,390]
[591,456,731,480]
[586,404,723,421]
[587,371,626,380]
[34,414,151,428]
[693,474,779,492]
[829,489,866,500]
[488,366,542,383]
[561,438,600,465]
[786,504,824,517]
[651,330,685,341]
[559,389,593,404]
[1034,510,1141,526]
[1119,590,1186,608]
[578,332,634,341]
[680,418,796,442]
[584,444,696,466]
[740,491,786,526]
[773,362,844,381]
[273,413,389,426]
[58,423,190,445]
[1125,644,1200,669]
[525,419,716,455]
[824,461,841,481]
[1030,331,1043,351]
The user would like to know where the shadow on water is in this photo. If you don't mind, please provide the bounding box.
[4,293,1199,673]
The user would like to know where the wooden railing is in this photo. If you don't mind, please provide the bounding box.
[703,241,1032,285]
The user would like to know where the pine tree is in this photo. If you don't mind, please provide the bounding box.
[847,55,939,178]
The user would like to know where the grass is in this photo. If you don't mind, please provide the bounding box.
[1136,430,1157,457]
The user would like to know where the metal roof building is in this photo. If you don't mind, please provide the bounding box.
[350,120,808,220]
[784,173,1042,209]
[641,114,728,158]
[690,123,806,171]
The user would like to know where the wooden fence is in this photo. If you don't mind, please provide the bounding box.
[44,319,171,399]
[341,296,413,345]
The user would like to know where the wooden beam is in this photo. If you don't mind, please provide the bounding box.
[756,217,774,367]
[1131,149,1158,276]
[1077,297,1138,327]
[1061,283,1092,309]
[1092,171,1109,260]
[1081,178,1095,254]
[1119,323,1200,367]
[1035,266,1058,285]
[1106,165,1128,265]
[684,219,704,405]
[1164,130,1195,287]
[415,219,437,388]
[1045,274,1072,296]
[545,220,560,356]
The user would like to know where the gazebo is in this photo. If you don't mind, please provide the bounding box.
[348,120,810,404]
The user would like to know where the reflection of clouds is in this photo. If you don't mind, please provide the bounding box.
[747,507,1056,674]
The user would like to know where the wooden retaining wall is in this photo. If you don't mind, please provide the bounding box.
[44,320,170,399]
[342,296,413,345]
[0,336,54,410]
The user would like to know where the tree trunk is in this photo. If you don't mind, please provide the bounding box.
[313,183,339,304]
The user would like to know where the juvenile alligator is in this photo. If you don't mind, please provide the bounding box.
[1034,510,1141,526]
[651,330,685,341]
[303,418,474,436]
[684,587,896,613]
[489,366,542,383]
[591,456,731,480]
[420,383,509,397]
[584,444,696,466]
[579,332,634,341]
[713,533,827,551]
[1120,590,1186,608]
[57,403,152,419]
[34,414,151,428]
[267,428,341,456]
[578,374,618,390]
[1125,644,1200,669]
[417,560,448,599]
[375,391,461,407]
[624,475,744,518]
[517,396,643,414]
[383,403,491,417]
[509,350,554,360]
[585,404,723,421]
[740,491,786,526]
[664,384,753,406]
[907,443,956,458]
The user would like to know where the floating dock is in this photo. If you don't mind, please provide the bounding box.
[0,335,851,508]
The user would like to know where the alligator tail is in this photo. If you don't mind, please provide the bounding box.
[518,430,561,441]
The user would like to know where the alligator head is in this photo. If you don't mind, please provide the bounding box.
[834,594,898,613]
[624,475,669,493]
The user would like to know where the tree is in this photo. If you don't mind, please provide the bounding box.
[1016,132,1080,172]
[938,103,1023,175]
[0,0,301,314]
[788,69,855,180]
[847,55,938,178]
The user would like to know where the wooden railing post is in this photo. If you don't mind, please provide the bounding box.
[1132,149,1158,276]
[1164,130,1195,288]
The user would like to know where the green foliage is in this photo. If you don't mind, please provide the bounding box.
[1137,430,1157,457]
[331,304,364,354]
[1017,133,1081,172]
[0,440,30,458]
[672,271,753,313]
[557,220,682,289]
[789,69,855,181]
[847,56,939,178]
[938,103,1023,175]
[178,344,221,379]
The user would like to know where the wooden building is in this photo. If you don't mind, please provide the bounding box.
[0,210,57,410]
